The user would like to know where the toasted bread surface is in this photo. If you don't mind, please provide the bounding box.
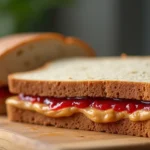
[7,104,150,137]
[8,57,150,101]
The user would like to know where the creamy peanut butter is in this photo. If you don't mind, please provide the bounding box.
[6,96,150,123]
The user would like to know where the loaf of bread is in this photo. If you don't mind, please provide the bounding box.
[0,33,94,86]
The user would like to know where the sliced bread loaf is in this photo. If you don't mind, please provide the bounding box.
[0,33,95,86]
[8,56,150,100]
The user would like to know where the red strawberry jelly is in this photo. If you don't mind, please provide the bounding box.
[0,87,11,99]
[19,94,150,113]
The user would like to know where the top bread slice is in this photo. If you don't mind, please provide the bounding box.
[0,33,95,87]
[8,56,150,101]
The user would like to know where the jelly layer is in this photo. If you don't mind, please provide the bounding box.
[19,94,150,113]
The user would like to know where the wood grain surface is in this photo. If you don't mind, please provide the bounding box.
[0,115,150,150]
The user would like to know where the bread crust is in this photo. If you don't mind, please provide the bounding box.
[8,78,150,101]
[0,33,95,84]
[0,33,95,58]
[7,104,150,137]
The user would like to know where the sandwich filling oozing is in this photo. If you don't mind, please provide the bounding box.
[7,94,150,123]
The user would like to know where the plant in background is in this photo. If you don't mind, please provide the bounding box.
[0,0,72,36]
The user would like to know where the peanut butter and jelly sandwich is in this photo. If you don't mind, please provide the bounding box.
[6,57,150,137]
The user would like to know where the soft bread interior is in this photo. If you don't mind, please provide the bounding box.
[11,57,150,82]
[0,39,92,83]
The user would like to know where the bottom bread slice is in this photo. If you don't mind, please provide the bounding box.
[7,104,150,137]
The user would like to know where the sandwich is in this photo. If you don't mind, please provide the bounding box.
[7,57,150,137]
[0,33,94,114]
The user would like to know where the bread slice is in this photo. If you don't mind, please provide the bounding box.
[9,56,150,101]
[7,104,150,137]
[0,33,95,85]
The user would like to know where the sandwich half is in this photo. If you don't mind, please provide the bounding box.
[0,33,94,113]
[6,57,150,137]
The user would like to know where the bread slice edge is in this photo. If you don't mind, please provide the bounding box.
[8,76,150,101]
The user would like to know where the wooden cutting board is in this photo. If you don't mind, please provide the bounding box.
[0,115,150,150]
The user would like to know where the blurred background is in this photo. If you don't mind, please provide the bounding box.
[0,0,149,56]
